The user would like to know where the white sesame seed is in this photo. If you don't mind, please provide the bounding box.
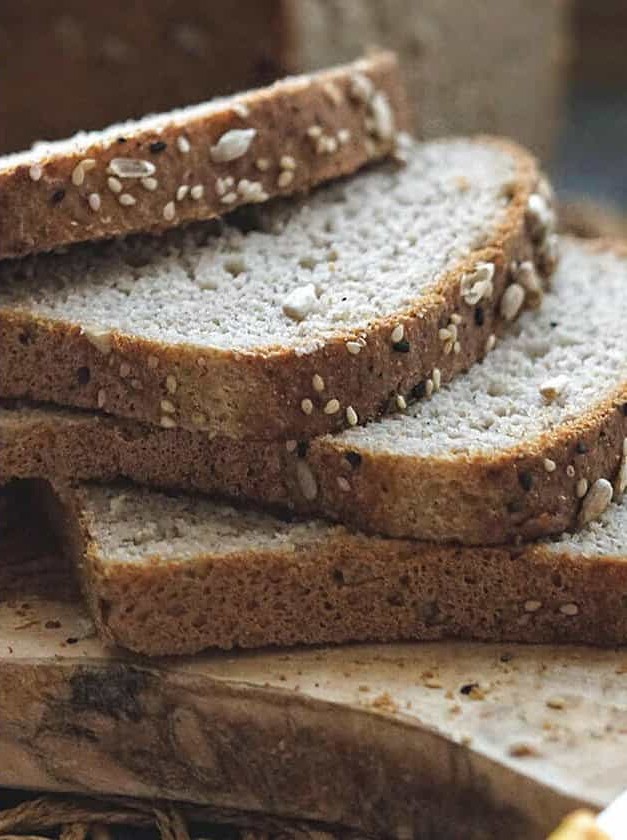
[141,177,158,191]
[97,389,106,408]
[280,155,297,171]
[163,201,176,221]
[306,125,323,139]
[438,328,452,341]
[285,440,298,453]
[524,600,542,612]
[277,170,294,188]
[160,399,176,414]
[425,379,434,397]
[147,355,159,369]
[543,458,557,473]
[391,324,404,343]
[396,395,407,410]
[210,128,257,163]
[166,375,178,394]
[190,184,204,200]
[71,163,86,186]
[255,157,270,172]
[108,158,156,179]
[160,416,177,429]
[176,185,189,201]
[500,283,526,322]
[559,603,579,617]
[576,478,589,499]
[450,313,463,325]
[107,176,122,194]
[88,193,101,212]
[220,191,238,204]
[346,341,362,355]
[119,362,131,378]
[485,334,496,353]
[301,398,314,415]
[29,164,43,182]
[296,460,318,501]
[118,193,136,206]
[432,368,442,390]
[453,341,461,355]
[312,374,325,392]
[337,476,351,492]
[346,406,358,426]
[177,135,191,154]
[324,398,340,415]
[369,92,395,141]
[579,478,613,526]
[566,465,576,478]
[325,136,338,154]
[337,129,351,145]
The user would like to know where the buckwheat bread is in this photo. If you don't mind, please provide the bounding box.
[43,479,627,655]
[0,137,552,442]
[0,52,409,259]
[1,238,622,547]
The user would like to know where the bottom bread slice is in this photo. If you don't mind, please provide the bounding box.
[44,480,627,655]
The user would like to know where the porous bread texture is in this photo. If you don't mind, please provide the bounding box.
[0,52,409,258]
[0,239,621,549]
[0,136,548,442]
[50,480,627,655]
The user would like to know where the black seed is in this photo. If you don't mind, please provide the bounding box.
[117,136,127,144]
[77,366,91,385]
[51,188,66,204]
[392,338,410,353]
[345,451,362,468]
[149,140,167,154]
[474,305,485,327]
[500,653,513,663]
[412,381,427,400]
[66,637,79,645]
[460,683,478,695]
[296,441,309,458]
[550,320,558,328]
[518,471,534,492]
[575,441,588,454]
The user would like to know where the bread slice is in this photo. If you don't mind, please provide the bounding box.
[0,52,409,259]
[1,239,622,546]
[0,137,551,442]
[43,479,627,655]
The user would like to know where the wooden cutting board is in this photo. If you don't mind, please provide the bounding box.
[1,500,627,840]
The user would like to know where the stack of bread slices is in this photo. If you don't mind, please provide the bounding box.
[1,52,626,656]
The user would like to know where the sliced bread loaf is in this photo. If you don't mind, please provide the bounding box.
[45,479,627,655]
[0,52,408,259]
[1,240,623,546]
[0,137,551,441]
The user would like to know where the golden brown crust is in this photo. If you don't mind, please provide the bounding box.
[48,481,627,656]
[0,139,547,442]
[0,52,410,259]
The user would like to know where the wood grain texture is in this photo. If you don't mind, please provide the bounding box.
[1,503,626,839]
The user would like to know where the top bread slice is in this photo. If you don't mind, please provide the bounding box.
[42,478,627,655]
[0,52,409,259]
[0,137,551,441]
[1,239,624,546]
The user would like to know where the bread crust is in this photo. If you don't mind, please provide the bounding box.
[46,481,627,656]
[0,139,549,442]
[0,52,410,259]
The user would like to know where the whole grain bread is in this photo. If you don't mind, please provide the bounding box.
[0,137,552,442]
[0,52,409,259]
[1,238,621,547]
[42,478,627,655]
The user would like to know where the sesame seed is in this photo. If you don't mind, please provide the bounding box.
[256,158,270,172]
[29,164,43,182]
[190,185,204,200]
[579,478,613,526]
[559,603,579,616]
[163,201,176,221]
[324,398,340,415]
[301,398,314,415]
[108,158,156,178]
[210,128,257,163]
[485,334,496,353]
[147,355,159,369]
[453,341,461,354]
[160,416,177,429]
[118,193,136,206]
[306,125,323,139]
[337,476,351,492]
[119,362,131,378]
[349,72,374,103]
[566,465,576,478]
[391,324,404,344]
[149,140,167,154]
[88,193,101,212]
[107,176,122,194]
[524,600,542,613]
[177,135,191,154]
[176,185,189,201]
[277,170,294,188]
[576,478,589,499]
[280,155,297,171]
[396,395,407,410]
[432,368,442,390]
[439,328,452,341]
[325,136,338,154]
[285,440,298,453]
[160,399,176,414]
[425,379,434,397]
[71,163,86,186]
[500,283,526,322]
[346,341,362,355]
[346,406,358,426]
[220,191,238,204]
[337,129,351,145]
[166,375,178,394]
[97,389,106,408]
[141,177,158,191]
[450,313,462,325]
[312,374,325,392]
[296,460,318,501]
[543,458,556,473]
